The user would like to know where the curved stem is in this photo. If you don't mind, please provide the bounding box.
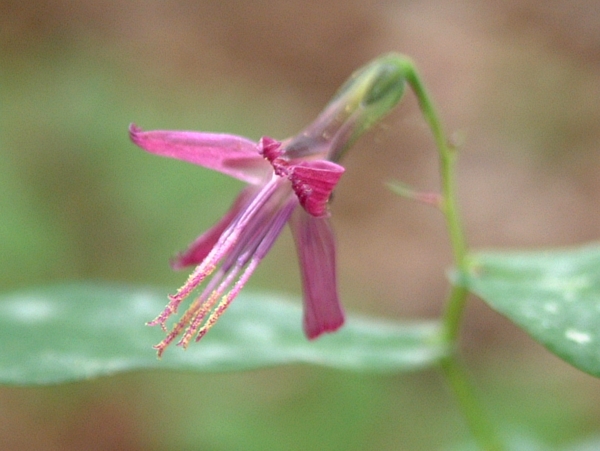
[400,59,470,342]
[399,57,505,451]
[399,58,467,267]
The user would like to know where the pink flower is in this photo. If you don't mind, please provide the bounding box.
[130,53,407,355]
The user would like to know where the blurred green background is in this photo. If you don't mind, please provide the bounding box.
[2,1,600,449]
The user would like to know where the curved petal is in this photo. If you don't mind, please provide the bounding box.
[129,124,270,185]
[170,187,255,270]
[289,209,345,339]
[289,160,344,217]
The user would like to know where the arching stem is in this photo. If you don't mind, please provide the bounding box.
[398,57,505,451]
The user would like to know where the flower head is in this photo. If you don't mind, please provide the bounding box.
[130,53,407,356]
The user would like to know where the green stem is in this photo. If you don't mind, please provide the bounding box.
[399,58,467,267]
[401,58,470,342]
[399,57,505,451]
[440,357,505,451]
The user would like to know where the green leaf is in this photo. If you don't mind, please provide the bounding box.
[0,283,446,385]
[448,432,600,451]
[447,433,550,451]
[563,435,600,451]
[462,244,600,378]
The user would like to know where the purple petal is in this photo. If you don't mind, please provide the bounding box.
[289,160,344,217]
[129,124,270,185]
[171,188,254,270]
[289,209,344,339]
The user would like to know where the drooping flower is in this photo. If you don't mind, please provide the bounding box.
[130,53,407,356]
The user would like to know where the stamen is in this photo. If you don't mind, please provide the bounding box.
[146,259,218,330]
[194,295,231,341]
[153,306,197,357]
[185,254,249,343]
[149,178,289,355]
[195,226,274,341]
[169,261,217,303]
[178,292,220,348]
[146,305,175,331]
[195,281,245,341]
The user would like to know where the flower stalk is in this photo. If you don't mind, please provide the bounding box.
[396,56,505,451]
